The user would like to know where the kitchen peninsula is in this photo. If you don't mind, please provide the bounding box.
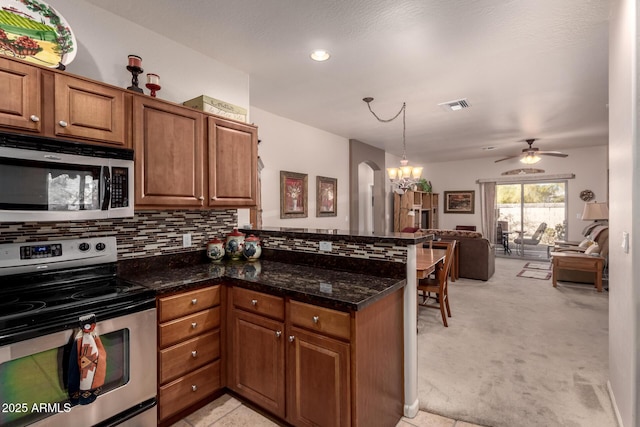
[119,227,430,426]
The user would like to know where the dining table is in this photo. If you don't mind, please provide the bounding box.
[416,247,447,280]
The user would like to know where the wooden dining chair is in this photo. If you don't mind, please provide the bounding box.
[417,240,456,327]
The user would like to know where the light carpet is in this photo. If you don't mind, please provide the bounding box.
[417,256,615,427]
[517,269,552,280]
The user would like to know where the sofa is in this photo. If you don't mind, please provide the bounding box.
[553,226,609,284]
[421,229,495,281]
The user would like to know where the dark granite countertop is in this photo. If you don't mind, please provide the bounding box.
[119,257,405,311]
[240,226,432,246]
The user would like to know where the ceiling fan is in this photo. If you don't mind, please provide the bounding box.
[494,139,568,164]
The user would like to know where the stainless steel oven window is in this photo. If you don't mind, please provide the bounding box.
[0,309,156,427]
[0,329,130,426]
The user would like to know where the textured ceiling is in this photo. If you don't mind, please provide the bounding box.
[85,0,609,163]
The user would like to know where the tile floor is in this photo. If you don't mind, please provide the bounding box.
[172,394,486,427]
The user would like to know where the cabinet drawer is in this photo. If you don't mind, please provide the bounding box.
[232,287,284,320]
[159,360,221,421]
[160,330,220,384]
[289,300,351,341]
[159,285,220,322]
[159,307,220,348]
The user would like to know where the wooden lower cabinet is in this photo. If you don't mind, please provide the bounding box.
[157,285,222,425]
[227,286,404,427]
[287,326,350,427]
[229,309,285,417]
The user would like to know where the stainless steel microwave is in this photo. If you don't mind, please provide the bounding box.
[0,132,134,222]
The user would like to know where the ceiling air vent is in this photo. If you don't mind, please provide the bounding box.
[438,98,471,112]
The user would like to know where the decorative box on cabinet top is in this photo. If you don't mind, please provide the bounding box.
[183,95,247,122]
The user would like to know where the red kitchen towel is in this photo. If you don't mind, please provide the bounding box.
[68,314,107,405]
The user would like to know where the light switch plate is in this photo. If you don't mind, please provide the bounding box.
[622,231,629,254]
[183,233,192,248]
[319,241,332,251]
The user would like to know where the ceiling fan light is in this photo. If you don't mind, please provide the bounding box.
[520,154,541,164]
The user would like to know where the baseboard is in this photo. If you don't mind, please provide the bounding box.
[607,380,624,427]
[403,398,420,418]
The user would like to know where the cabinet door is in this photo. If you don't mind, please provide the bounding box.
[287,326,350,427]
[54,74,127,145]
[133,96,205,208]
[0,57,41,132]
[230,309,285,418]
[207,116,257,207]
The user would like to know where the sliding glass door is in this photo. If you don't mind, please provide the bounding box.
[496,181,567,259]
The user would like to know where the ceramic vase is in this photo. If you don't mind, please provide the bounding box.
[243,234,262,261]
[225,229,245,260]
[206,237,225,261]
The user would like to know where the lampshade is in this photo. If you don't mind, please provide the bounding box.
[581,202,609,220]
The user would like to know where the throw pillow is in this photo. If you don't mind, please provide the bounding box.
[578,238,594,248]
[585,243,600,255]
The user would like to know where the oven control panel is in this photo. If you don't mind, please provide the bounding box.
[0,237,117,275]
[20,243,63,259]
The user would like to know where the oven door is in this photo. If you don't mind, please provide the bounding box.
[0,308,157,427]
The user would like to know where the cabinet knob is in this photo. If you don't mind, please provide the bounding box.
[289,335,295,342]
[191,385,198,392]
[58,120,68,127]
[191,322,197,329]
[251,299,258,306]
[191,298,198,305]
[30,115,40,122]
[191,350,198,358]
[198,196,204,201]
[313,315,319,324]
[275,330,282,338]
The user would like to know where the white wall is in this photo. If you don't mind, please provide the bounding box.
[358,163,374,232]
[418,145,608,241]
[608,1,638,426]
[250,107,350,229]
[49,0,249,114]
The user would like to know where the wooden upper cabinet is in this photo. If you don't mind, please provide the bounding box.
[133,96,205,208]
[207,116,258,207]
[0,57,41,132]
[53,74,127,146]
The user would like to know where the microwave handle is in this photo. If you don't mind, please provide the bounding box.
[101,166,111,211]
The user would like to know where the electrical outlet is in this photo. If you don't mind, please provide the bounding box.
[319,241,332,252]
[182,233,192,248]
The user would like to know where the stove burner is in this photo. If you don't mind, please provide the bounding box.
[72,286,125,301]
[0,301,46,316]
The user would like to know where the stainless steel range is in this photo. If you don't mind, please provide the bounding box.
[0,237,157,426]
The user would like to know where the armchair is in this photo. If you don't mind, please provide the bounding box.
[551,227,609,286]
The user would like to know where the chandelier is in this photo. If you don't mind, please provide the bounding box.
[363,97,423,192]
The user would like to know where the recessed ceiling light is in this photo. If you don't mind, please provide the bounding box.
[310,49,330,61]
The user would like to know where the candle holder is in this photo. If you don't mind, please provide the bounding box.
[126,55,144,93]
[145,73,161,98]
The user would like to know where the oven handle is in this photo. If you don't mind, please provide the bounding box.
[101,165,111,211]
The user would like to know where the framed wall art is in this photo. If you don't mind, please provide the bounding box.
[444,190,475,214]
[316,176,337,217]
[280,171,308,218]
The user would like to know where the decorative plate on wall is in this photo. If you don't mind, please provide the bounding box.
[0,0,76,69]
[580,189,595,201]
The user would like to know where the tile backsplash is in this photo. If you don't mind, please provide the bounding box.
[0,210,237,259]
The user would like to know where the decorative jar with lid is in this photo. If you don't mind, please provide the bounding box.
[225,229,245,260]
[243,234,262,261]
[206,237,225,261]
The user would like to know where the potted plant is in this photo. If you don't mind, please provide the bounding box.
[416,178,432,193]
